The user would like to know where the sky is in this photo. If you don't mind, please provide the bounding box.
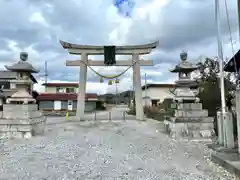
[0,0,239,94]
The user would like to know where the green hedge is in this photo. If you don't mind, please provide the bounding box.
[146,110,174,121]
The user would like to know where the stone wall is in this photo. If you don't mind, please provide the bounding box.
[0,104,46,139]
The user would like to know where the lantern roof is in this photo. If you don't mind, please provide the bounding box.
[5,52,39,73]
[170,52,198,73]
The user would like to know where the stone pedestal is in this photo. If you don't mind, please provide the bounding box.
[0,104,46,139]
[217,111,224,145]
[235,87,240,153]
[223,112,235,148]
[164,103,215,140]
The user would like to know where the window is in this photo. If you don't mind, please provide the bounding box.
[0,81,10,89]
[56,87,64,93]
[66,87,75,93]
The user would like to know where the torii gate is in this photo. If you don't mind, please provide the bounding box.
[59,40,159,121]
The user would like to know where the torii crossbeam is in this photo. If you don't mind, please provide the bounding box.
[66,59,153,66]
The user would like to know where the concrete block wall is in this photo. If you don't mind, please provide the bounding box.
[3,105,42,119]
[0,104,46,140]
[0,120,45,139]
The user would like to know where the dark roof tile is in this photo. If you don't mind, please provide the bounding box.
[37,93,98,101]
[42,83,79,87]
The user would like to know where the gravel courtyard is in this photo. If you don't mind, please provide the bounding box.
[0,109,236,179]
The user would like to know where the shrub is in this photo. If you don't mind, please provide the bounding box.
[153,110,175,121]
[158,98,174,110]
[127,107,136,115]
[143,98,175,121]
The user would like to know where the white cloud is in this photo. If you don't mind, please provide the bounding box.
[29,12,49,27]
[1,0,239,95]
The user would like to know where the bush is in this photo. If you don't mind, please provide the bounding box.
[142,98,175,121]
[127,107,136,115]
[153,110,174,121]
[143,104,174,121]
[143,106,159,116]
[128,98,175,121]
[158,98,174,110]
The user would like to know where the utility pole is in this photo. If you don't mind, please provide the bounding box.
[131,80,135,108]
[44,61,48,92]
[215,0,230,147]
[215,0,226,113]
[144,73,147,106]
[115,81,118,105]
[238,0,240,40]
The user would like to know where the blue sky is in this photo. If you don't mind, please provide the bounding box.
[0,0,239,94]
[114,0,135,17]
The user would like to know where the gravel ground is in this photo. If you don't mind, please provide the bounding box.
[0,110,236,180]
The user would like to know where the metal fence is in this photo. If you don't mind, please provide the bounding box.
[81,110,136,121]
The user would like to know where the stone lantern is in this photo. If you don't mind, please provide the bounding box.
[0,52,46,139]
[170,51,199,103]
[5,52,39,104]
[164,51,215,140]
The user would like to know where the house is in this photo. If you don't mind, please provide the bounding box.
[0,71,37,97]
[118,90,134,104]
[99,90,134,105]
[99,93,115,104]
[224,49,240,72]
[42,82,79,93]
[142,84,176,106]
[0,53,40,109]
[37,83,101,112]
[0,71,37,110]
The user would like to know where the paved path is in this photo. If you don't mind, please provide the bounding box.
[0,109,235,179]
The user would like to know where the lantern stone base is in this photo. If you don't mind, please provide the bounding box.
[164,103,215,140]
[0,104,46,139]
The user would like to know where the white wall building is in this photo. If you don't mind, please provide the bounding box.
[142,84,176,106]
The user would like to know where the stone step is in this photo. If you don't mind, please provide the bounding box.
[0,117,46,140]
[3,110,42,119]
[3,104,38,111]
[181,137,213,142]
[0,116,46,124]
[3,104,41,119]
[173,117,214,123]
[177,103,202,110]
[175,109,208,117]
[183,129,214,138]
[184,122,214,131]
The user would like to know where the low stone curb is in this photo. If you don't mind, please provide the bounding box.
[208,144,240,178]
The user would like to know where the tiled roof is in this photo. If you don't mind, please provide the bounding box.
[224,49,240,72]
[42,83,79,87]
[0,71,17,79]
[0,71,37,83]
[37,93,98,101]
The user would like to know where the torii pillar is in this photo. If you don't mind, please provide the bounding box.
[60,40,159,121]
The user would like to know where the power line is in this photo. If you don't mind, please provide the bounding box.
[224,0,237,74]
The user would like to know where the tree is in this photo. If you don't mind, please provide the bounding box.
[197,57,236,136]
